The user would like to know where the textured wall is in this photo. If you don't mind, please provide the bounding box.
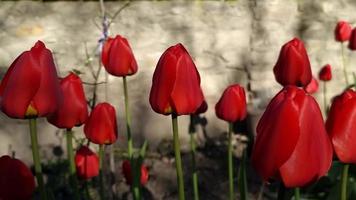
[0,0,355,164]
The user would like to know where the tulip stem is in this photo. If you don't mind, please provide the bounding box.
[323,81,327,115]
[228,122,234,200]
[172,114,186,200]
[123,76,133,158]
[341,164,349,200]
[294,188,300,200]
[190,116,199,200]
[99,144,106,200]
[341,43,349,85]
[29,118,47,200]
[238,149,247,200]
[66,129,80,200]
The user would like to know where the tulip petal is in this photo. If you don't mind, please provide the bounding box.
[31,41,63,117]
[149,47,177,115]
[102,37,114,67]
[0,50,41,118]
[279,96,332,187]
[170,45,204,115]
[252,88,301,181]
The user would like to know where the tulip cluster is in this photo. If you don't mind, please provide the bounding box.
[2,18,356,200]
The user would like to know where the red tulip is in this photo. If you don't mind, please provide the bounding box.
[326,89,356,163]
[348,28,356,50]
[47,73,88,129]
[75,146,100,179]
[304,76,319,94]
[0,41,62,119]
[251,86,332,188]
[101,35,138,77]
[149,43,204,115]
[318,64,332,81]
[273,38,312,87]
[215,84,246,122]
[335,21,352,42]
[122,160,149,185]
[84,103,118,145]
[0,155,35,200]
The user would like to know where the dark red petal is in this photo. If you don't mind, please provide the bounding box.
[101,37,114,67]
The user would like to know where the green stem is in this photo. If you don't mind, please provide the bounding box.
[323,81,327,115]
[277,183,285,200]
[190,116,199,200]
[341,42,349,85]
[66,129,80,200]
[228,122,234,200]
[29,118,47,200]
[294,188,300,200]
[341,164,349,200]
[123,76,133,158]
[172,114,186,200]
[238,149,247,200]
[99,145,105,200]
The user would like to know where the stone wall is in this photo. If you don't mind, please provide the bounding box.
[0,0,355,164]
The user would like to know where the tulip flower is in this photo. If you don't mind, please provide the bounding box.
[215,84,247,200]
[122,160,149,186]
[215,84,247,122]
[149,43,204,116]
[273,38,312,87]
[0,41,62,200]
[349,28,356,51]
[318,64,332,81]
[327,89,356,163]
[303,76,319,94]
[0,41,62,119]
[335,21,352,42]
[326,89,356,200]
[101,35,138,77]
[47,72,88,129]
[251,86,332,188]
[84,102,118,145]
[149,43,205,200]
[0,155,35,200]
[46,72,87,200]
[75,146,100,179]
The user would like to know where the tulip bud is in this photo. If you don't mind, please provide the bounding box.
[335,21,352,42]
[122,160,149,186]
[47,73,88,129]
[0,41,62,119]
[149,43,204,115]
[101,35,138,77]
[84,103,118,145]
[0,155,35,200]
[251,86,332,187]
[75,146,100,179]
[304,76,319,94]
[318,64,332,81]
[215,84,247,122]
[348,28,356,50]
[326,89,356,163]
[273,38,312,87]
